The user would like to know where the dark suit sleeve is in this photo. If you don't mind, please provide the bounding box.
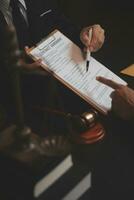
[52,9,84,48]
[50,2,84,48]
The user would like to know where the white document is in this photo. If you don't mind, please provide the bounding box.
[29,30,127,114]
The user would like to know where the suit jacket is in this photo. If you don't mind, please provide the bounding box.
[0,0,84,120]
[0,0,83,48]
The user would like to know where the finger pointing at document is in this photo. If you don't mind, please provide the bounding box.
[96,76,134,120]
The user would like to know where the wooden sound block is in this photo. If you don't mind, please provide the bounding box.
[70,122,105,144]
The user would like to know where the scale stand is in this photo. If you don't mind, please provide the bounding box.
[0,26,71,166]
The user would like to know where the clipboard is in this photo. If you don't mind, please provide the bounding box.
[27,29,127,115]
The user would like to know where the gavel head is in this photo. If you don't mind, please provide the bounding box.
[69,109,98,133]
[68,109,105,144]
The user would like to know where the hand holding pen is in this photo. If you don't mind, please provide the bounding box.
[80,24,105,71]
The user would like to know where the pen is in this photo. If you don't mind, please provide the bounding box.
[86,28,93,72]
